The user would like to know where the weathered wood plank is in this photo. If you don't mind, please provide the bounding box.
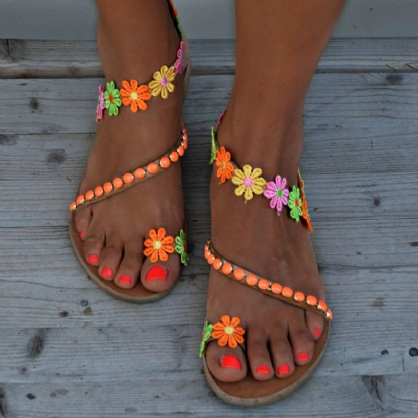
[1,39,418,79]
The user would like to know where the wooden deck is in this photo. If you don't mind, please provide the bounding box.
[0,39,418,417]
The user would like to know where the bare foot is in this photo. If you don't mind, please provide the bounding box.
[205,112,326,381]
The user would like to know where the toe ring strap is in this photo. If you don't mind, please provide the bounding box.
[200,315,246,358]
[204,240,333,321]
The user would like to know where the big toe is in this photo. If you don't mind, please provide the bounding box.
[141,254,181,293]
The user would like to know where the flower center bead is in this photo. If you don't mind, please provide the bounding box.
[276,189,283,197]
[161,77,168,86]
[130,92,138,100]
[224,326,234,335]
[295,199,300,207]
[221,162,226,169]
[244,178,253,187]
[109,95,114,103]
[153,241,162,250]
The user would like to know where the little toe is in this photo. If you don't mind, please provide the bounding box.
[141,254,181,293]
[246,329,274,380]
[74,206,92,239]
[269,325,295,378]
[305,310,325,341]
[205,341,247,383]
[98,236,123,281]
[114,247,143,289]
[288,312,315,366]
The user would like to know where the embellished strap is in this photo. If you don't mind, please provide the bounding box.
[143,227,188,266]
[200,315,246,358]
[69,125,188,212]
[210,112,314,232]
[204,240,333,321]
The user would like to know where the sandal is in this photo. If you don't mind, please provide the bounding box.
[69,0,191,303]
[200,111,332,405]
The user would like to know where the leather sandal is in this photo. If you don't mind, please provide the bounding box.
[69,0,191,303]
[200,111,332,405]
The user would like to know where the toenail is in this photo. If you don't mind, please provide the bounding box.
[220,355,241,370]
[277,364,290,376]
[256,365,270,374]
[101,267,113,278]
[79,231,85,239]
[119,275,132,284]
[313,328,321,337]
[87,254,99,264]
[145,265,167,281]
[297,353,310,362]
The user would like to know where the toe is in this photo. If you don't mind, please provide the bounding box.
[98,234,123,281]
[82,223,105,266]
[141,253,181,293]
[114,246,143,289]
[269,324,295,378]
[205,341,247,383]
[288,311,315,366]
[246,328,274,380]
[75,206,92,239]
[305,310,325,341]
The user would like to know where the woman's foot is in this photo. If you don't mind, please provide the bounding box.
[205,112,326,382]
[74,0,187,293]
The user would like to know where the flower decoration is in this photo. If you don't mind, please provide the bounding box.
[104,81,122,116]
[120,79,152,112]
[210,127,217,164]
[149,65,176,99]
[143,228,175,263]
[199,321,214,357]
[174,41,185,74]
[96,85,105,122]
[175,229,189,266]
[231,165,266,202]
[211,315,245,348]
[215,146,235,184]
[168,0,178,16]
[215,109,226,131]
[298,171,314,232]
[263,175,289,215]
[288,186,303,222]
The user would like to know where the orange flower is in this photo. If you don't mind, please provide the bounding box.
[215,146,234,184]
[298,170,314,233]
[143,228,175,263]
[120,79,152,112]
[211,314,245,348]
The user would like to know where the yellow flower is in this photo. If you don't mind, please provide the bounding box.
[231,164,266,201]
[149,65,176,99]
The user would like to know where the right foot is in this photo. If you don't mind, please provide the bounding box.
[73,0,188,293]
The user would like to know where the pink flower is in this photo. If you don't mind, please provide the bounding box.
[263,175,289,214]
[96,85,105,121]
[174,41,185,74]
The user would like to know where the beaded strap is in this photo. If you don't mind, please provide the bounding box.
[204,240,333,321]
[69,125,188,212]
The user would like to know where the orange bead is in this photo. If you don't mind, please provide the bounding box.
[294,291,305,302]
[258,279,269,290]
[170,151,179,162]
[160,157,171,169]
[123,173,134,184]
[271,283,282,295]
[94,186,104,197]
[103,182,113,193]
[221,263,232,275]
[233,269,246,281]
[76,195,85,205]
[207,254,215,264]
[317,300,328,311]
[113,178,123,189]
[134,168,146,180]
[328,309,333,320]
[246,274,258,286]
[306,295,317,306]
[85,190,94,201]
[147,162,159,174]
[69,201,76,211]
[177,145,185,156]
[213,258,222,270]
[282,287,293,298]
[183,136,188,150]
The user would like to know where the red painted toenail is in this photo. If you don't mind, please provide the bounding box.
[145,265,167,281]
[101,267,113,278]
[79,231,85,239]
[119,275,132,284]
[220,355,241,370]
[278,364,290,375]
[87,254,99,264]
[297,353,310,362]
[313,328,321,337]
[256,365,270,374]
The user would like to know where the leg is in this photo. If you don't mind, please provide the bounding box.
[74,0,187,293]
[205,0,345,383]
